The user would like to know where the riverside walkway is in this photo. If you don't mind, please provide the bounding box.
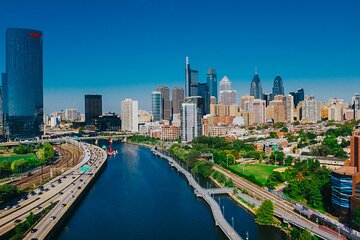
[152,149,242,240]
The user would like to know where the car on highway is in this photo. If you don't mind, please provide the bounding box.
[30,228,38,233]
[50,216,56,220]
[77,186,81,189]
[50,184,55,188]
[38,192,43,195]
[72,176,76,179]
[61,203,67,207]
[30,191,36,196]
[4,206,10,210]
[14,219,22,224]
[59,191,64,195]
[57,179,62,183]
[36,205,42,210]
[44,188,49,192]
[80,179,83,182]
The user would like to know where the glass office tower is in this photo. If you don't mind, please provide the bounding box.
[2,28,43,140]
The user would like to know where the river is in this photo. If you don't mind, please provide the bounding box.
[57,142,286,240]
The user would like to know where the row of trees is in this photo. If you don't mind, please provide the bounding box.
[0,143,55,177]
[266,159,331,211]
[0,184,23,206]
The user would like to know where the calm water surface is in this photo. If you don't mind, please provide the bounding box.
[57,142,286,240]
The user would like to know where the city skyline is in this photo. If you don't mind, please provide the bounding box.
[1,0,360,113]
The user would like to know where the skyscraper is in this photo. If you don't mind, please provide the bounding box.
[172,87,184,115]
[198,83,210,115]
[181,103,201,142]
[250,73,263,99]
[121,99,138,132]
[85,95,102,124]
[219,76,231,91]
[284,95,295,123]
[252,99,266,124]
[185,56,199,97]
[206,68,217,99]
[220,90,237,105]
[353,93,360,110]
[219,76,237,105]
[157,86,171,120]
[152,91,163,121]
[302,96,321,122]
[272,75,284,99]
[2,28,43,139]
[184,96,205,118]
[290,88,305,108]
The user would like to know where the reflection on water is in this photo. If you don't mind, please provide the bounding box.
[57,142,286,240]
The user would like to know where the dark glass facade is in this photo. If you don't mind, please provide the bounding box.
[85,95,102,124]
[250,73,263,99]
[206,68,217,100]
[331,172,352,215]
[290,88,305,108]
[2,28,43,140]
[94,113,121,131]
[185,56,199,97]
[272,75,284,99]
[198,83,210,115]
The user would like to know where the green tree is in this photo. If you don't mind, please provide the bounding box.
[192,161,213,178]
[0,184,22,205]
[299,229,312,240]
[36,143,55,182]
[256,199,275,224]
[354,205,360,228]
[225,178,234,187]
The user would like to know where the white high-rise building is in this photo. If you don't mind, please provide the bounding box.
[252,99,266,124]
[121,99,139,132]
[181,103,199,142]
[353,93,360,110]
[220,90,237,105]
[302,96,321,122]
[65,108,78,121]
[284,95,294,123]
[219,76,231,91]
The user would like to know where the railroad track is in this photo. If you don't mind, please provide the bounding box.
[10,144,83,190]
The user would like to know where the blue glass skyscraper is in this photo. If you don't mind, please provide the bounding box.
[152,91,163,121]
[206,68,217,100]
[2,28,43,140]
[198,83,210,115]
[250,72,263,99]
[272,75,284,99]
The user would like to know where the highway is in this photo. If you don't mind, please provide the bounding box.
[153,149,242,240]
[23,142,107,240]
[0,139,106,239]
[213,166,346,240]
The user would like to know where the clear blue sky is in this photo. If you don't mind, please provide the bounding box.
[1,0,360,113]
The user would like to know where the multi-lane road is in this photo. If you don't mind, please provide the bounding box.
[0,140,107,240]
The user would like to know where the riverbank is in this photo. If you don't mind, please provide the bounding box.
[210,174,290,237]
[125,140,154,149]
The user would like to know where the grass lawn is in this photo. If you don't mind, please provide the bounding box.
[0,153,37,163]
[229,164,280,185]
